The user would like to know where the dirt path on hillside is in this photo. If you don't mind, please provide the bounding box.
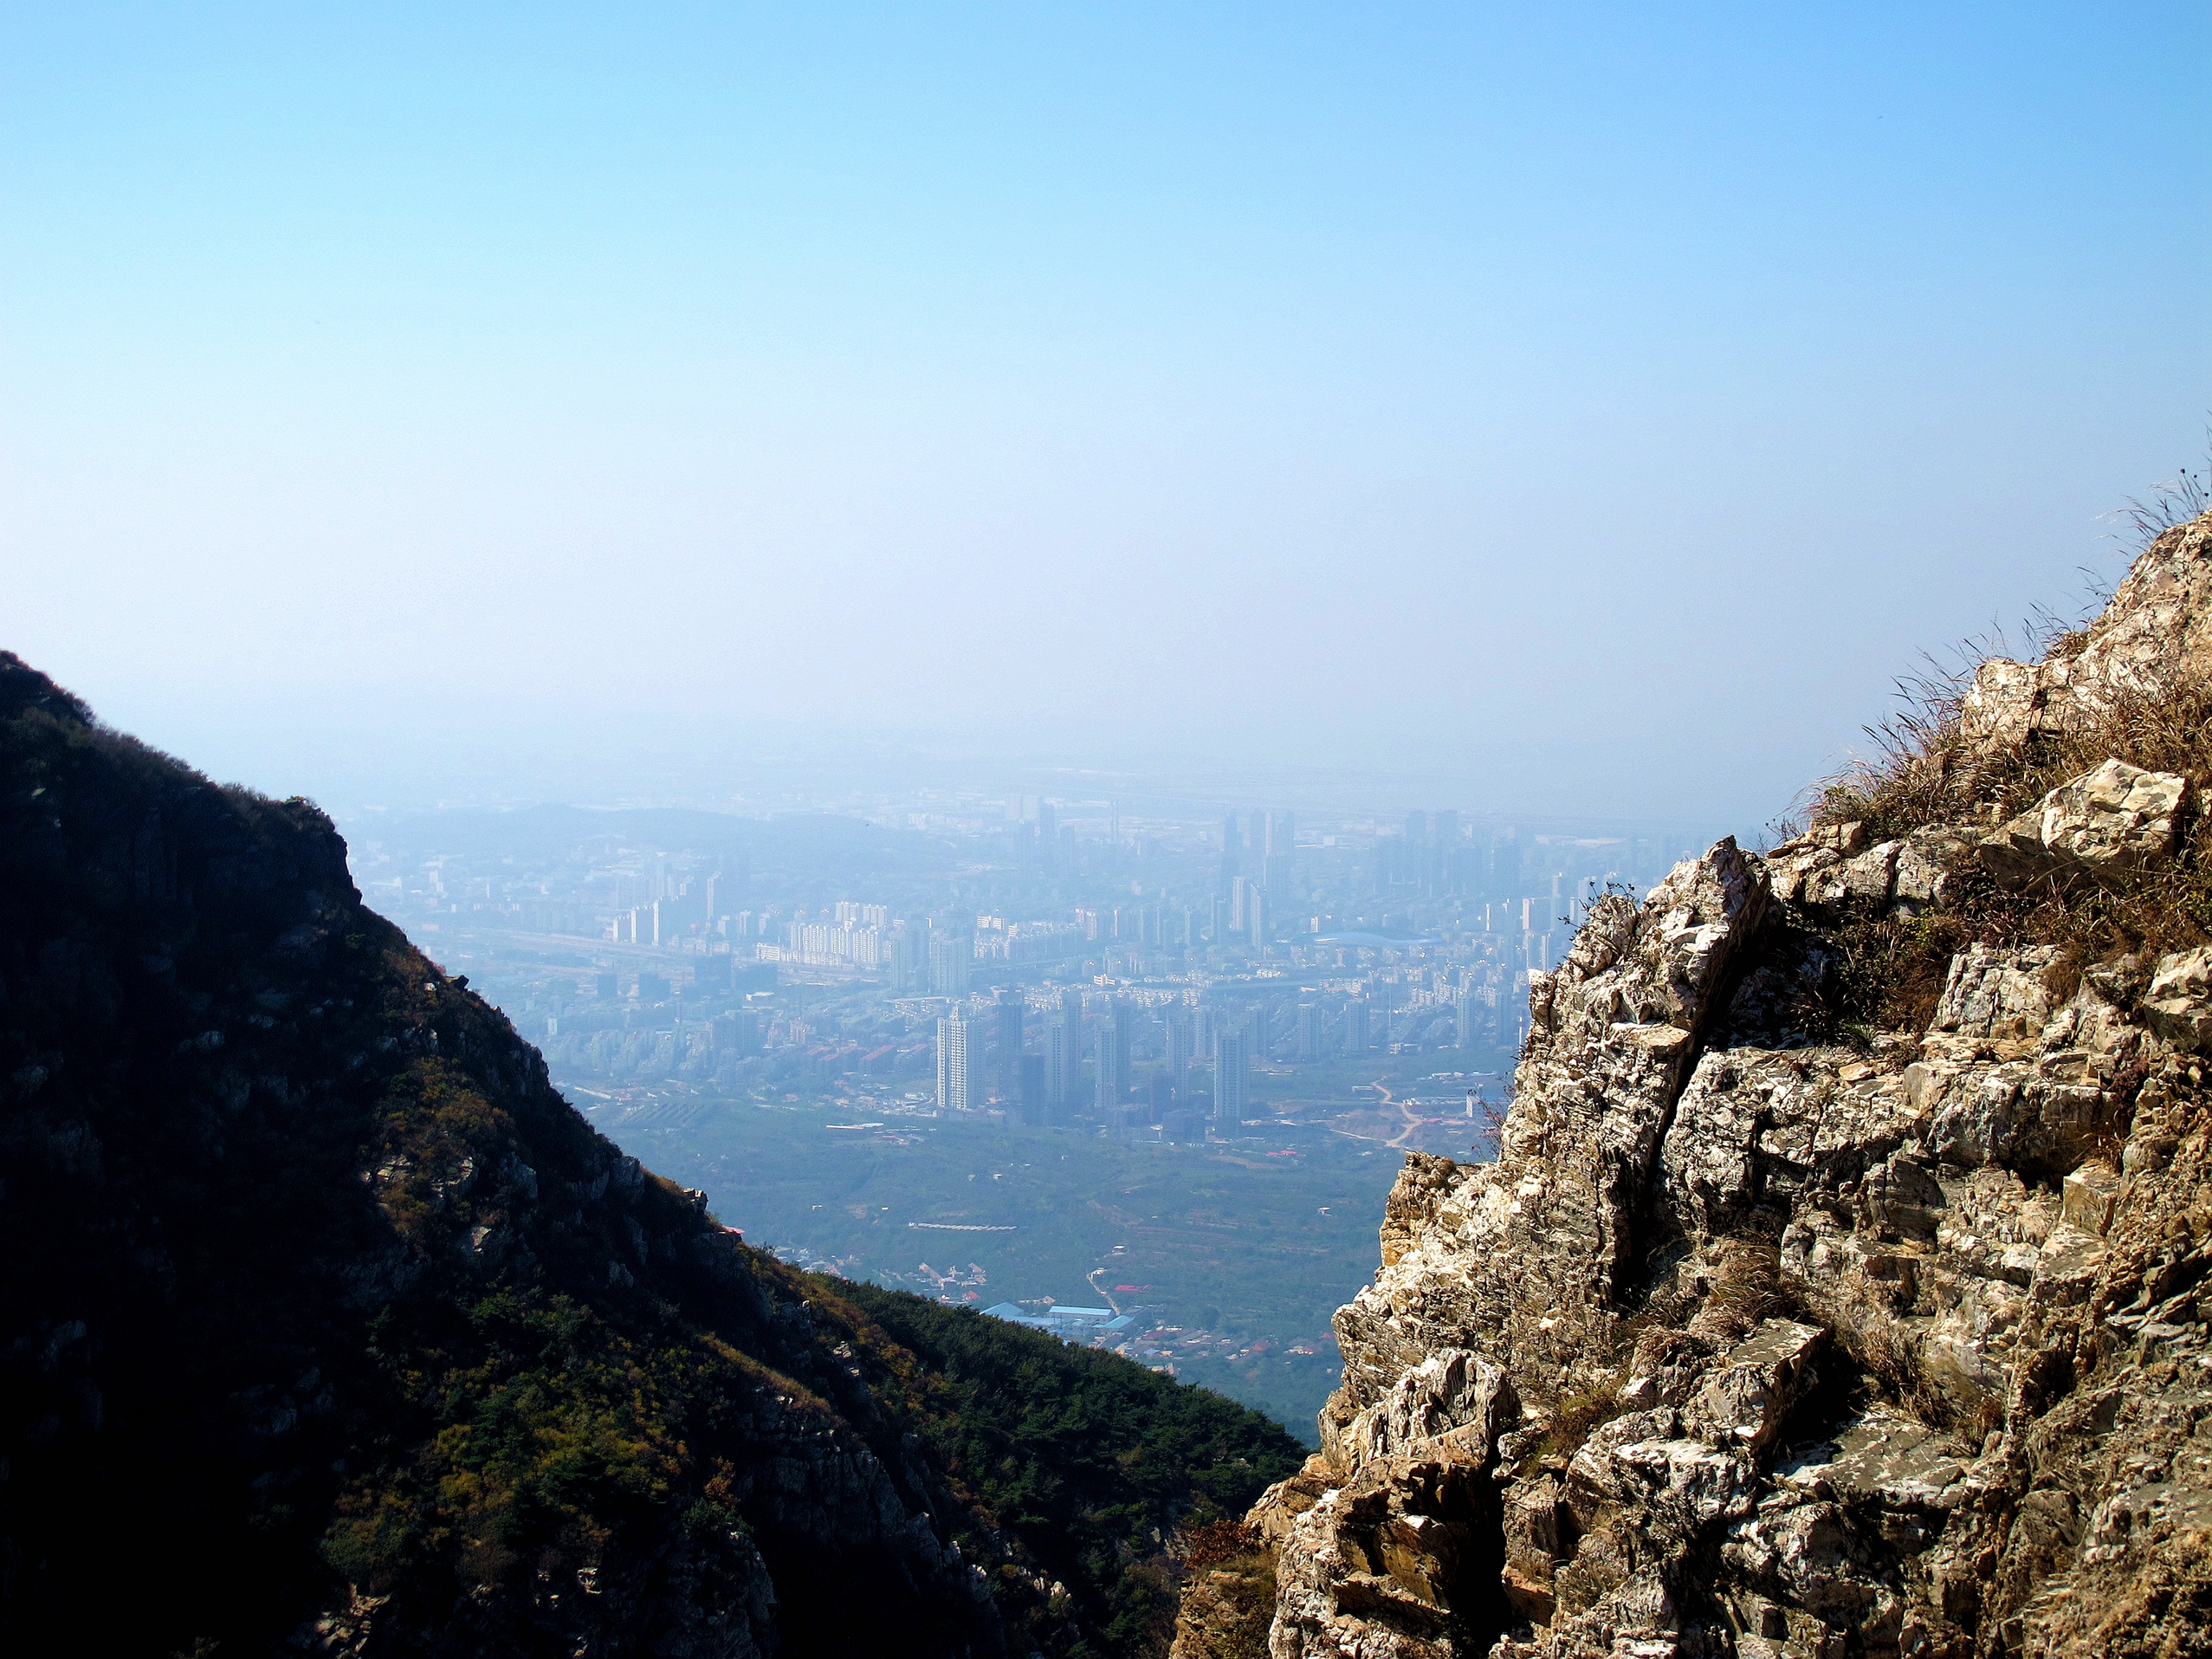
[1355,1080,1426,1150]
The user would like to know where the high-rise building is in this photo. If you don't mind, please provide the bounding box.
[1094,998,1134,1110]
[929,930,973,997]
[1037,800,1058,872]
[1212,1028,1247,1129]
[1163,1008,1191,1082]
[1113,996,1135,1085]
[935,1011,973,1112]
[1245,1003,1268,1065]
[1148,1073,1177,1118]
[1161,1107,1206,1143]
[1491,830,1522,902]
[1296,1002,1324,1062]
[1231,875,1254,935]
[1455,987,1480,1050]
[1433,809,1460,846]
[711,1009,761,1058]
[890,923,924,993]
[1247,885,1267,948]
[994,987,1025,1100]
[1093,1027,1118,1111]
[1052,988,1083,1111]
[1263,811,1296,898]
[1405,810,1429,846]
[1017,1054,1046,1127]
[1045,1019,1072,1113]
[1346,998,1371,1054]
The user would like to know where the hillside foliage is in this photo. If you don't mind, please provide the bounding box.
[0,651,1298,1659]
[830,1283,1305,1656]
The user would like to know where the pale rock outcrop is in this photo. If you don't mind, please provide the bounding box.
[1173,519,2212,1659]
[1976,759,2188,893]
[1962,510,2212,748]
[2141,944,2212,1052]
[1288,845,1769,1656]
[1326,840,1766,1433]
[1765,823,1975,923]
[1660,1045,1920,1241]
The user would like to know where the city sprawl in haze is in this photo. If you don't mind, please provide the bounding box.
[6,5,2209,1651]
[350,784,1715,1432]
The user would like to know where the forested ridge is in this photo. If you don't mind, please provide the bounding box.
[0,650,1298,1658]
[833,1283,1304,1655]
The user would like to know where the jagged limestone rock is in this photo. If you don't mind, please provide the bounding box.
[1661,1046,1920,1242]
[1963,511,2212,748]
[1977,758,2188,893]
[2142,944,2212,1052]
[1174,516,2212,1659]
[1271,1455,1504,1659]
[1765,822,1973,923]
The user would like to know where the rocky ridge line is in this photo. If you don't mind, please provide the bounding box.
[1175,510,2212,1659]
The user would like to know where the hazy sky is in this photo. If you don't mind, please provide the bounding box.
[4,3,2206,823]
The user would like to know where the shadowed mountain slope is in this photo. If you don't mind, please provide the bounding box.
[0,652,1298,1658]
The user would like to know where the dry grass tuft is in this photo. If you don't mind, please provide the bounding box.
[1179,1518,1259,1572]
[1804,514,2212,1029]
[1526,1384,1630,1465]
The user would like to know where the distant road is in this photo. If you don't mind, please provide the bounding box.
[1087,1267,1123,1314]
[1361,1079,1428,1150]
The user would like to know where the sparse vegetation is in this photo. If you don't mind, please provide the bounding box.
[1809,511,2212,1031]
[1525,1383,1629,1465]
[1169,1520,1277,1659]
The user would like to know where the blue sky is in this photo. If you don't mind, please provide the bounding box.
[3,3,2205,820]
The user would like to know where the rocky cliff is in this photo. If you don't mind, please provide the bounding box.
[1180,509,2212,1659]
[0,655,1297,1657]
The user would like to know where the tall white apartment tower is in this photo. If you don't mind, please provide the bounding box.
[935,1012,973,1113]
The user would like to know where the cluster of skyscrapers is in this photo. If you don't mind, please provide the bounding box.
[934,989,1252,1139]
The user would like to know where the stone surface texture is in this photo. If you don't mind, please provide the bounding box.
[1976,759,2187,893]
[1176,512,2212,1659]
[1962,510,2212,748]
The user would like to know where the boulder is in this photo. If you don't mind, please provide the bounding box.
[2143,946,2212,1052]
[1926,944,2057,1044]
[1334,1347,1518,1469]
[1267,1455,1501,1659]
[1892,825,1974,915]
[1977,759,2187,892]
[1660,1047,1918,1241]
[1684,1320,1825,1456]
[2060,1163,2123,1237]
